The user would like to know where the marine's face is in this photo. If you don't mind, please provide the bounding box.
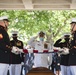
[39,35,45,41]
[3,21,9,31]
[70,23,76,33]
[39,32,45,41]
[13,36,17,40]
[39,37,45,41]
[4,21,9,26]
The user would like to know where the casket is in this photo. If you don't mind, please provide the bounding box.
[26,67,55,75]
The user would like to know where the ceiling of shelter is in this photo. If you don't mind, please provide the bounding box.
[0,0,76,10]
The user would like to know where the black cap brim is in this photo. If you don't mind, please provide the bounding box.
[3,19,10,22]
[70,22,76,24]
[64,35,70,37]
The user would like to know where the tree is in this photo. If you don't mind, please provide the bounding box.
[0,10,76,45]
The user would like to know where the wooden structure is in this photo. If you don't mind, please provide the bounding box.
[0,0,76,10]
[26,67,55,75]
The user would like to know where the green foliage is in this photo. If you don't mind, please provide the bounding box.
[0,10,76,44]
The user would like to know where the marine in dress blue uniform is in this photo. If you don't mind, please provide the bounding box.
[0,16,11,75]
[9,31,24,75]
[54,34,71,75]
[68,18,76,75]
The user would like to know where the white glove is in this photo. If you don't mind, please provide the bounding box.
[21,62,24,65]
[60,48,69,55]
[27,48,33,53]
[53,47,63,52]
[17,48,23,53]
[11,46,20,55]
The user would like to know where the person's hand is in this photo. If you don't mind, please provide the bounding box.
[59,48,69,55]
[63,47,69,54]
[21,62,24,65]
[17,48,23,53]
[11,46,20,54]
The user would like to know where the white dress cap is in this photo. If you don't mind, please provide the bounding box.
[70,18,76,24]
[2,16,8,19]
[0,16,9,22]
[0,16,8,20]
[12,31,18,35]
[0,16,4,20]
[63,33,70,37]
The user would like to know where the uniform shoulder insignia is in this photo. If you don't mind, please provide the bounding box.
[0,34,3,39]
[17,41,21,46]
